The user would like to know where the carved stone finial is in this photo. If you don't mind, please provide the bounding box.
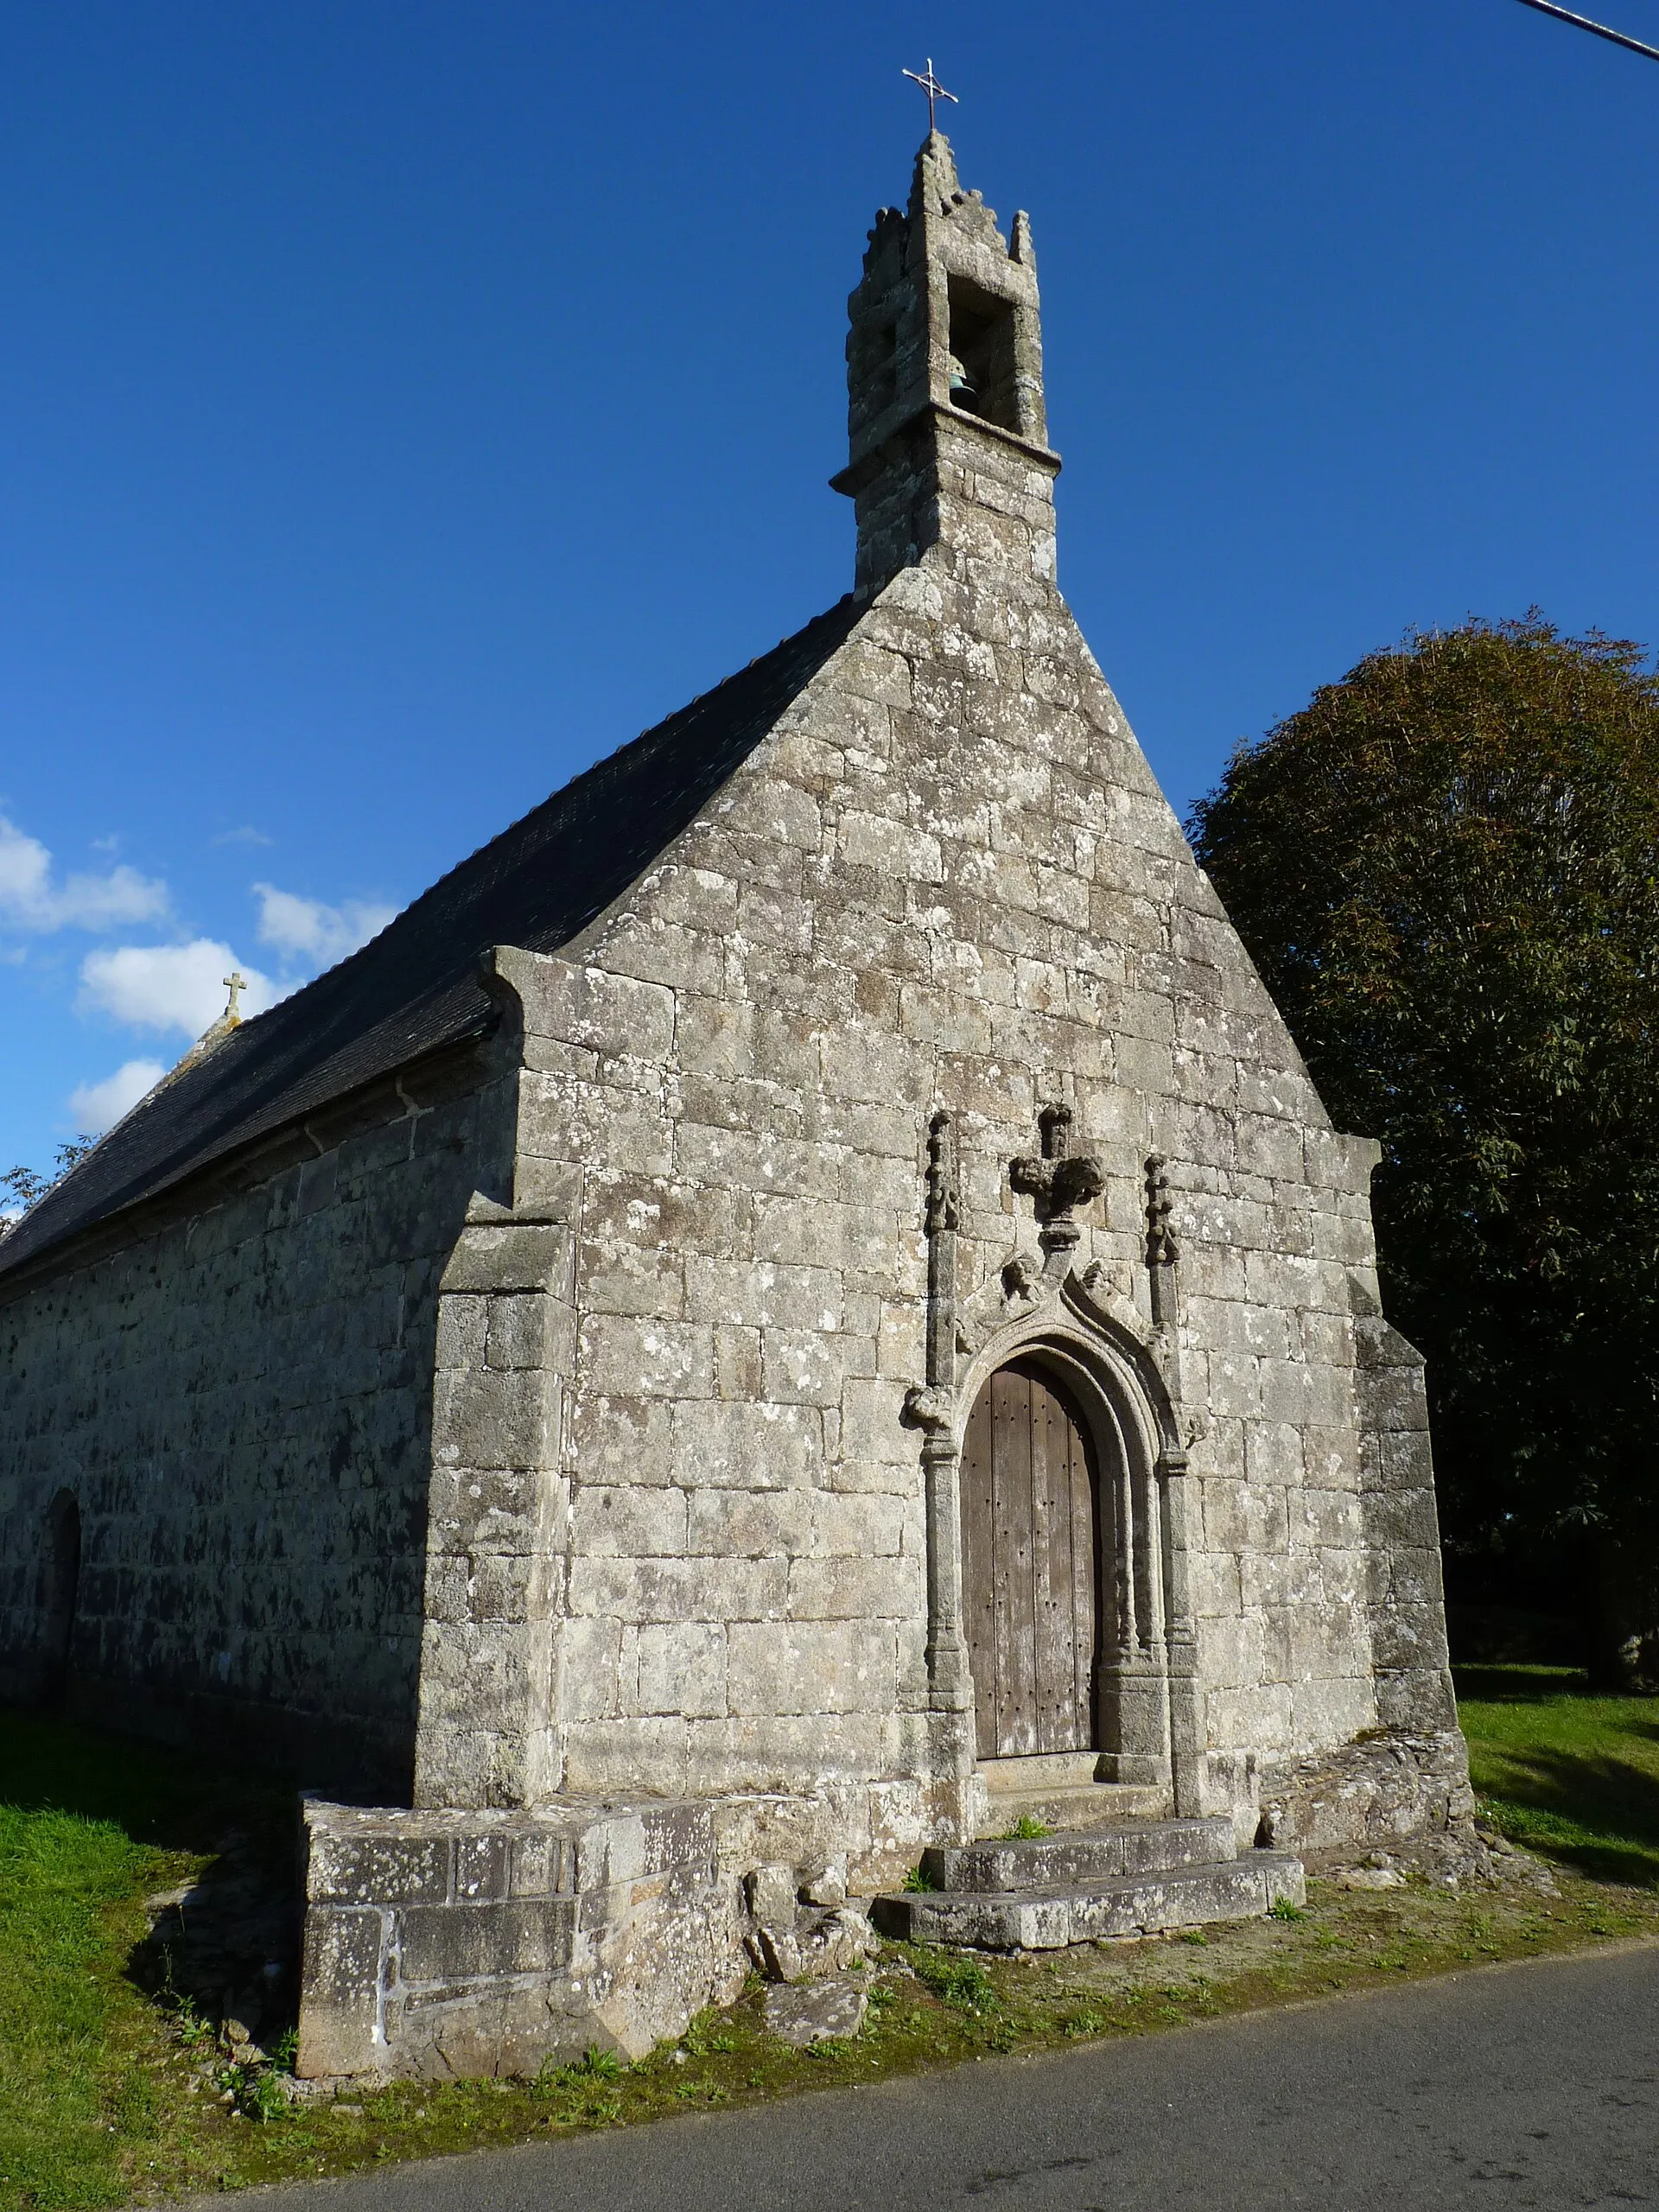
[1145,1151,1181,1334]
[1145,1152,1179,1268]
[925,1109,960,1237]
[1010,1102,1105,1228]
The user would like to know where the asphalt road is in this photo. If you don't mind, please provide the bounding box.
[228,1943,1659,2210]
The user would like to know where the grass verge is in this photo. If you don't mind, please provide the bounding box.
[2,1693,1658,2208]
[1456,1662,1659,1887]
[0,1711,296,2209]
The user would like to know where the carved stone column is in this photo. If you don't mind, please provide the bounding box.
[1144,1153,1202,1811]
[1095,1440,1173,1789]
[1157,1446,1204,1814]
[905,1112,974,1733]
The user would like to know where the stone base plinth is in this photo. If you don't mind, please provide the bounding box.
[1254,1729,1477,1856]
[296,1773,980,2082]
[297,1796,745,2081]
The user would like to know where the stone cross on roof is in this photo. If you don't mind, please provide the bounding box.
[222,971,246,1026]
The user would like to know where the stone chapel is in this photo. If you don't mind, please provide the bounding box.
[0,134,1469,2079]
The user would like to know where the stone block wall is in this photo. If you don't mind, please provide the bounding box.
[298,1796,746,2078]
[414,1192,576,1812]
[467,499,1408,1817]
[297,1789,878,2079]
[0,1043,503,1791]
[1255,1729,1476,1858]
[1355,1313,1459,1734]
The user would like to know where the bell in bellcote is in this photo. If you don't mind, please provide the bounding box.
[947,353,976,406]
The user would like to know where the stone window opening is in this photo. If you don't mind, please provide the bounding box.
[41,1488,79,1708]
[850,315,899,435]
[946,277,1019,432]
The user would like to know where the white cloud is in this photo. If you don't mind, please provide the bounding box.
[67,1059,167,1135]
[0,811,169,932]
[253,882,396,968]
[212,825,274,848]
[77,939,277,1037]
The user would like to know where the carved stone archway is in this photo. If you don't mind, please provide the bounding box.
[906,1111,1203,1815]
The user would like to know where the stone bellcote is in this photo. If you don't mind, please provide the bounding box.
[831,133,1060,599]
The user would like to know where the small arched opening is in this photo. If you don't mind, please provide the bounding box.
[41,1490,80,1707]
[958,1355,1109,1760]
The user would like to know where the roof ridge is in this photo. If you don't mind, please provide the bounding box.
[223,593,860,1047]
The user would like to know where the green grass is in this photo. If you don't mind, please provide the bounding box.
[0,1709,299,2209]
[0,1716,215,2208]
[1456,1662,1659,1887]
[0,1800,164,2207]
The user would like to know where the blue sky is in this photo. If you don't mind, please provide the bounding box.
[4,0,1659,1173]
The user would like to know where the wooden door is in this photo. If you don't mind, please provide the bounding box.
[960,1358,1101,1759]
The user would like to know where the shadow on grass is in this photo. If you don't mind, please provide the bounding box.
[1470,1738,1659,1888]
[0,1702,296,1853]
[1453,1664,1595,1703]
[0,1703,304,2044]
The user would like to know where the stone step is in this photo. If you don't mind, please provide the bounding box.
[925,1817,1237,1895]
[976,1782,1170,1837]
[874,1850,1306,1952]
[981,1753,1114,1796]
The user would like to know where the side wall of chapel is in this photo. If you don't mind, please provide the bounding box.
[0,1046,504,1794]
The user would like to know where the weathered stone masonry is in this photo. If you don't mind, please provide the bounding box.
[0,1041,511,1790]
[0,131,1465,2078]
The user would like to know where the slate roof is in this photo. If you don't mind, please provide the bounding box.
[0,594,863,1282]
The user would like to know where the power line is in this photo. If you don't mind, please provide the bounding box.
[1510,0,1659,64]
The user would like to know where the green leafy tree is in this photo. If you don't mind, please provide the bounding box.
[1187,614,1659,1687]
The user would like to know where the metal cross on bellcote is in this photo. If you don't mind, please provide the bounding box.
[902,57,958,133]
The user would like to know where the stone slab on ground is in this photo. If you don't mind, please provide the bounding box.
[875,1848,1306,1949]
[761,1978,868,2047]
[925,1818,1235,1893]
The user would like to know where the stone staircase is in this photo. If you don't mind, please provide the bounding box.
[977,1751,1169,1836]
[874,1757,1306,1951]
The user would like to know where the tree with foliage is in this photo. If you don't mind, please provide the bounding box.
[1188,614,1659,1688]
[0,1138,97,1239]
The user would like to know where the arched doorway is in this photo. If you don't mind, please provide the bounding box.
[959,1357,1106,1760]
[41,1490,79,1707]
